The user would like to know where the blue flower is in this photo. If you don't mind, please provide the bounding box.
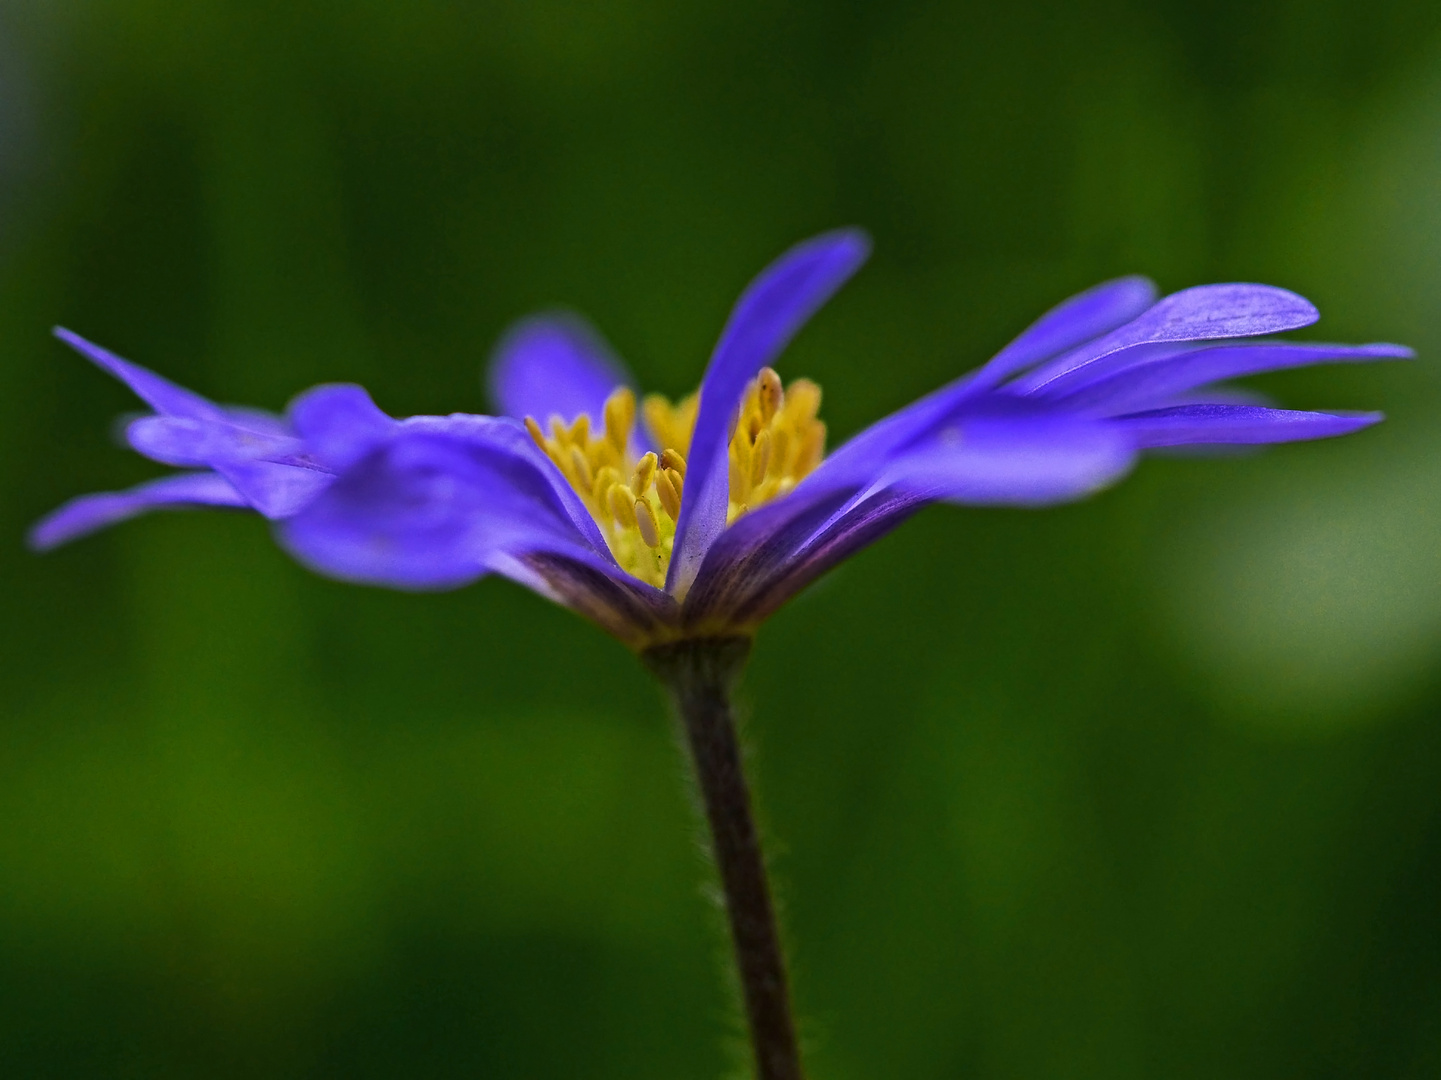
[32,230,1408,648]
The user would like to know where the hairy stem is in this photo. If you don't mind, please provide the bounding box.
[642,636,803,1080]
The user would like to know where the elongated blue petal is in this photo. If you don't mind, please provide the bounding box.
[488,313,633,423]
[667,228,870,597]
[1013,284,1320,393]
[54,328,225,420]
[28,472,248,550]
[1114,403,1382,446]
[812,281,1159,479]
[1047,341,1413,413]
[126,415,306,467]
[881,403,1136,505]
[972,275,1158,387]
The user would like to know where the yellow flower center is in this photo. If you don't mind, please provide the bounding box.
[525,366,827,586]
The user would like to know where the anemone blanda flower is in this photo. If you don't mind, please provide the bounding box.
[32,229,1408,649]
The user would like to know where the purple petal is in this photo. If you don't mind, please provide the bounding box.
[815,393,1136,506]
[1048,341,1413,414]
[513,549,681,647]
[277,427,614,591]
[685,401,1133,626]
[28,472,248,550]
[880,401,1137,505]
[54,328,225,420]
[812,278,1159,479]
[684,483,922,629]
[288,383,398,471]
[1013,284,1321,393]
[126,415,306,467]
[972,275,1158,387]
[1114,404,1383,447]
[488,313,633,423]
[667,228,871,597]
[212,460,334,518]
[401,413,615,552]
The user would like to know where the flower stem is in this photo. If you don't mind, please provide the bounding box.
[642,636,804,1080]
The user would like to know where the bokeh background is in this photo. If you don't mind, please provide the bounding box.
[2,1,1441,1076]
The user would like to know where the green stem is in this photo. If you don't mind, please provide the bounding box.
[643,636,804,1080]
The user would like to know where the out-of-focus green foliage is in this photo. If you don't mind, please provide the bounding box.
[3,1,1441,1076]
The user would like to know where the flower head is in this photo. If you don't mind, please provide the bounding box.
[32,230,1409,649]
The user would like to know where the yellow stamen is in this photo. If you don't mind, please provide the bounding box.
[655,468,682,521]
[660,447,687,478]
[608,484,638,529]
[631,451,657,497]
[757,366,783,423]
[570,413,591,445]
[643,392,699,455]
[634,499,661,548]
[751,429,771,486]
[729,438,752,504]
[525,367,827,587]
[569,446,595,490]
[603,387,635,453]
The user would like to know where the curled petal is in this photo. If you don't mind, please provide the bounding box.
[28,471,248,550]
[668,228,871,597]
[1113,403,1383,447]
[488,313,633,424]
[972,275,1158,387]
[54,328,224,420]
[288,383,398,470]
[1014,283,1321,393]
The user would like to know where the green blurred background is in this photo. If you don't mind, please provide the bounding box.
[3,1,1441,1076]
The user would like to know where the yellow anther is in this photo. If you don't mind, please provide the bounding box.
[631,451,657,497]
[783,378,821,422]
[770,427,791,475]
[608,484,638,528]
[603,387,636,452]
[797,421,826,475]
[757,367,783,423]
[751,429,771,486]
[591,466,621,510]
[524,416,546,448]
[569,413,591,445]
[655,469,682,521]
[659,448,687,478]
[729,438,752,504]
[569,446,595,490]
[665,466,683,497]
[634,498,661,548]
[643,392,699,454]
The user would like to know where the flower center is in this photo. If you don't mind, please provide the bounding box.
[525,367,827,586]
